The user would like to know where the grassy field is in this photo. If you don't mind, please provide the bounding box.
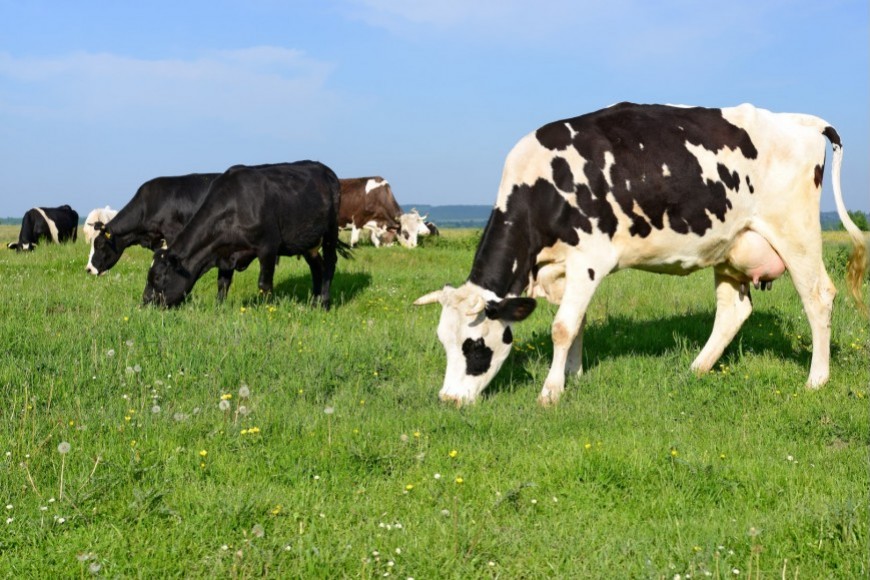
[0,224,867,578]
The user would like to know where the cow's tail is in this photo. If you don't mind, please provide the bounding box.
[337,239,354,260]
[823,126,868,315]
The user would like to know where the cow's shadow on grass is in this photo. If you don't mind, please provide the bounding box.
[485,310,814,397]
[243,270,372,308]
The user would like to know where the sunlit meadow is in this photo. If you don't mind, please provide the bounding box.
[1,225,867,578]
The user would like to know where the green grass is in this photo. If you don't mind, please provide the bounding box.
[1,225,867,578]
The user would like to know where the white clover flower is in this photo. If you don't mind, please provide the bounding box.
[5,517,12,524]
[57,442,71,454]
[5,504,11,510]
[324,406,334,415]
[433,473,441,480]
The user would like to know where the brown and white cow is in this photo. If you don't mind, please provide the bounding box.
[415,103,867,406]
[338,177,428,248]
[339,177,403,247]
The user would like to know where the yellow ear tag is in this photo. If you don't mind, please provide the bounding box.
[105,231,112,240]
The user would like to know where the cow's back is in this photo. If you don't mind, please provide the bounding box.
[494,102,832,276]
[185,161,340,255]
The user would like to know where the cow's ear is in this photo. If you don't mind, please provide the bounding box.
[485,297,537,322]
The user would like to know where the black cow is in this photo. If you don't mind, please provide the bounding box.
[415,103,868,406]
[145,161,345,309]
[7,205,78,251]
[84,173,241,300]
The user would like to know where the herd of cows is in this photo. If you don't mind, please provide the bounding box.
[5,103,868,404]
[8,163,437,308]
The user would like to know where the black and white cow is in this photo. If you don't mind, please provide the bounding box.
[145,161,345,309]
[84,173,240,300]
[415,103,868,406]
[7,205,79,251]
[82,206,118,244]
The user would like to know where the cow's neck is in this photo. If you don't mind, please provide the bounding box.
[467,209,534,298]
[103,205,147,250]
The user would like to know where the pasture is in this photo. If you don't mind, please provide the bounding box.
[1,225,867,578]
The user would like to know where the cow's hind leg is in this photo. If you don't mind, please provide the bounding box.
[691,271,753,375]
[302,251,324,306]
[320,236,338,311]
[767,236,836,388]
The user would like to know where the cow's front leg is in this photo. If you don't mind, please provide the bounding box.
[564,314,587,376]
[257,255,277,296]
[539,273,602,406]
[691,271,753,374]
[216,268,235,302]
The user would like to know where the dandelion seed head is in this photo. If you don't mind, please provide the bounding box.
[324,406,334,415]
[57,442,71,454]
[218,400,231,411]
[88,562,101,574]
[106,349,115,357]
[238,385,250,398]
[238,405,249,416]
[151,405,161,414]
[251,524,265,538]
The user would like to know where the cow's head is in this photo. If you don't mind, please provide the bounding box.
[414,283,536,405]
[86,222,120,275]
[144,249,192,307]
[398,210,429,248]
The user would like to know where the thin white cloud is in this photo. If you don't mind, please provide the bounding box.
[0,47,339,137]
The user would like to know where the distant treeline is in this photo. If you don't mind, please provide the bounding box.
[1,209,866,230]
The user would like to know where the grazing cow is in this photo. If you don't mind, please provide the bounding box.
[415,103,867,406]
[83,206,118,243]
[338,177,404,247]
[145,161,345,309]
[7,205,78,251]
[84,173,239,300]
[424,221,440,237]
[338,177,429,248]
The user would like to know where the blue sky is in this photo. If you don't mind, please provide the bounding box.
[1,0,867,218]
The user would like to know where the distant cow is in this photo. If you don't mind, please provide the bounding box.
[415,103,868,406]
[83,206,118,243]
[7,205,78,251]
[145,161,346,309]
[339,177,403,247]
[338,177,429,248]
[424,221,440,237]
